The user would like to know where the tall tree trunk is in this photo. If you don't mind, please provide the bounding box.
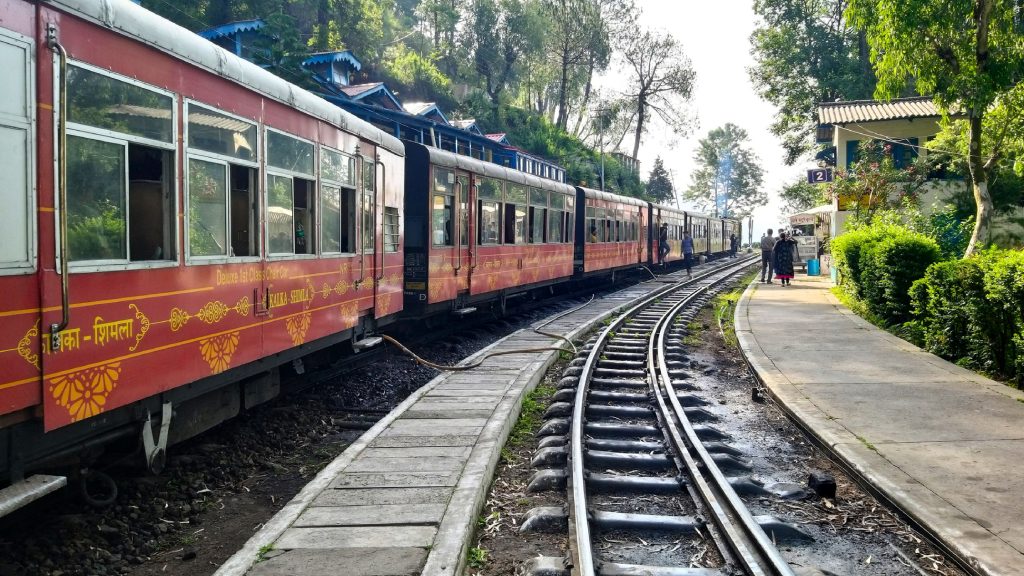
[556,47,570,130]
[965,113,993,256]
[631,96,646,159]
[571,55,596,137]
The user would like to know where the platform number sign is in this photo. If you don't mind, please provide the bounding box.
[807,168,833,184]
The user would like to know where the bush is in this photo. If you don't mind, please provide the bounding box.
[830,228,877,297]
[983,250,1024,379]
[859,231,941,325]
[910,257,995,369]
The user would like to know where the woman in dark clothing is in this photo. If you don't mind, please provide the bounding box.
[772,231,796,286]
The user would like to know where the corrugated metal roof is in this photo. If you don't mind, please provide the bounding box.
[302,50,362,71]
[818,97,939,124]
[198,19,266,41]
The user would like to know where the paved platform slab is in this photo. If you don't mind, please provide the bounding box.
[215,261,736,576]
[736,276,1024,576]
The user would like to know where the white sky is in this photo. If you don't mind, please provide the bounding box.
[598,0,814,241]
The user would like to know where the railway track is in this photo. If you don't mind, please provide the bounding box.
[522,256,810,576]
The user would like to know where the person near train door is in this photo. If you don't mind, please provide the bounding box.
[772,230,796,286]
[759,228,776,283]
[682,230,694,278]
[658,223,670,266]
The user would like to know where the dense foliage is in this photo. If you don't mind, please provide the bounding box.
[847,0,1024,256]
[748,0,876,164]
[909,250,1024,384]
[141,0,693,198]
[684,123,766,217]
[831,221,941,326]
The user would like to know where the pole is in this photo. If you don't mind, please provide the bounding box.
[598,107,605,191]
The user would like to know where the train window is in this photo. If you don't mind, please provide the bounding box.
[528,188,546,244]
[185,102,258,261]
[187,157,227,257]
[547,208,561,243]
[320,148,356,254]
[384,207,399,252]
[479,178,503,245]
[457,174,469,246]
[362,158,375,252]
[188,104,256,161]
[267,129,316,256]
[68,64,173,143]
[505,184,527,244]
[0,30,32,271]
[479,201,501,244]
[65,67,177,266]
[432,167,454,247]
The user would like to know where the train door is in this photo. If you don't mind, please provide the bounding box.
[454,171,471,294]
[364,154,387,320]
[0,21,41,422]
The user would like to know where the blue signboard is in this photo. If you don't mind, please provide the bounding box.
[807,168,833,184]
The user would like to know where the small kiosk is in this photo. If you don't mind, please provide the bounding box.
[788,205,835,274]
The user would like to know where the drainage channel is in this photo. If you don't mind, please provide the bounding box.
[520,256,813,576]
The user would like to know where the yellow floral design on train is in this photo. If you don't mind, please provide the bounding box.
[49,363,121,422]
[170,297,250,332]
[286,312,312,345]
[199,332,240,374]
[18,321,40,369]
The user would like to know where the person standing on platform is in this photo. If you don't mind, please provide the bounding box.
[729,233,738,258]
[772,230,796,286]
[682,230,694,278]
[759,229,776,283]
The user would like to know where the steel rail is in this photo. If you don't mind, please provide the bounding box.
[651,265,795,576]
[568,256,758,575]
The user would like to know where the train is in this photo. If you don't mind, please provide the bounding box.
[0,0,740,510]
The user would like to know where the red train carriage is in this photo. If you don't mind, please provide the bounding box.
[649,203,688,266]
[574,187,647,277]
[402,142,576,316]
[0,0,404,507]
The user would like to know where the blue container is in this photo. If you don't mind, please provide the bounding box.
[807,258,820,276]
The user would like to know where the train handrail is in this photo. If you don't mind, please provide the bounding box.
[48,24,70,352]
[375,156,385,282]
[453,180,462,275]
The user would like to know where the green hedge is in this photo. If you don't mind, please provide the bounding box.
[909,250,1024,383]
[832,224,940,325]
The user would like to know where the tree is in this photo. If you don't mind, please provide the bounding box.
[464,0,546,107]
[847,0,1024,256]
[684,124,767,217]
[779,178,827,215]
[543,0,605,130]
[620,30,696,159]
[748,0,876,164]
[646,157,674,204]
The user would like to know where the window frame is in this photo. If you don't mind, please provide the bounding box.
[62,60,179,273]
[319,145,357,257]
[265,126,317,261]
[0,28,35,275]
[184,99,259,265]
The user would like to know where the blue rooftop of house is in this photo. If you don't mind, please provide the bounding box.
[302,50,362,72]
[198,19,266,41]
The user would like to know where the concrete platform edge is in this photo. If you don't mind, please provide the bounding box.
[420,299,647,575]
[215,293,636,576]
[733,279,1004,576]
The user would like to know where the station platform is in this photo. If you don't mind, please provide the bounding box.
[736,275,1024,576]
[212,269,693,576]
